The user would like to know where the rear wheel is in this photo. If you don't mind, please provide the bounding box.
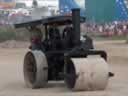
[24,50,48,88]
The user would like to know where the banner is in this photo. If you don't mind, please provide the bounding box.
[115,0,128,20]
[59,0,85,17]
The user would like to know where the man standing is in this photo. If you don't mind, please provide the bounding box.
[32,0,38,8]
[28,27,43,50]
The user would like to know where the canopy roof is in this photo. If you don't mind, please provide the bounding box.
[14,15,85,28]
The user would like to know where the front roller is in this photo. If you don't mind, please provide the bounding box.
[24,50,48,88]
[64,57,109,91]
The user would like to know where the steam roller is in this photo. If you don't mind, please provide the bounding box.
[14,8,114,91]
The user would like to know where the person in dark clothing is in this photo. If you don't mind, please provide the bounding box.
[62,25,73,48]
[48,24,61,50]
[49,25,60,40]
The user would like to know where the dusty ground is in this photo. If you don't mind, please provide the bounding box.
[0,40,128,96]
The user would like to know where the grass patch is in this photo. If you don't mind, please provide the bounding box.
[0,26,16,42]
[0,26,30,42]
[93,35,127,41]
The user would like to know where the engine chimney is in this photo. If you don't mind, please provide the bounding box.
[72,8,81,46]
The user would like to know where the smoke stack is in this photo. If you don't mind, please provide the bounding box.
[72,8,80,46]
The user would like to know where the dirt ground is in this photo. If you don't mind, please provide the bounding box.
[0,40,128,96]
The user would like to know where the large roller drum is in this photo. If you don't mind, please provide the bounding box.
[64,57,109,91]
[24,50,48,88]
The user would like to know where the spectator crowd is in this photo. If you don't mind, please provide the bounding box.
[86,21,128,36]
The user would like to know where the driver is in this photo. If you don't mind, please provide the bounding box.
[49,24,60,40]
[48,24,61,50]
